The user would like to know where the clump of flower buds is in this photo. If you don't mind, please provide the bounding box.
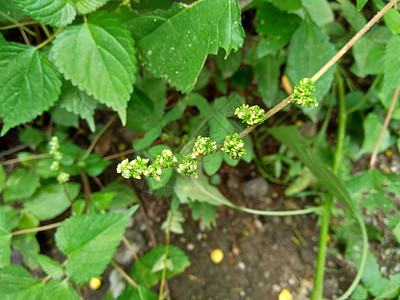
[290,78,318,108]
[48,136,70,184]
[221,133,246,160]
[192,136,217,158]
[177,153,198,178]
[234,104,267,125]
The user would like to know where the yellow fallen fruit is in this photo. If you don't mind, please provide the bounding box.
[89,277,102,290]
[211,249,224,264]
[278,289,293,300]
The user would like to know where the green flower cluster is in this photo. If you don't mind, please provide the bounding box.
[192,136,217,157]
[290,78,318,108]
[177,153,198,178]
[48,136,70,184]
[221,133,246,160]
[117,149,178,182]
[234,104,267,125]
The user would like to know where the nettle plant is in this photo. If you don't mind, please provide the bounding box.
[1,0,400,299]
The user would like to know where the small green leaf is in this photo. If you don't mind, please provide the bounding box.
[287,21,336,119]
[19,127,45,150]
[55,206,138,283]
[13,234,40,268]
[255,3,302,52]
[102,181,138,210]
[384,35,400,91]
[338,0,366,31]
[91,192,116,210]
[0,43,62,136]
[24,183,81,221]
[161,209,185,235]
[132,0,244,93]
[12,0,76,27]
[50,106,79,128]
[203,151,223,176]
[216,48,242,79]
[131,286,158,300]
[253,55,280,106]
[4,168,39,203]
[84,154,112,177]
[356,0,368,10]
[43,280,80,300]
[132,126,162,151]
[301,0,334,26]
[358,113,393,157]
[51,12,136,125]
[18,212,39,230]
[35,254,64,278]
[0,205,19,230]
[364,44,385,75]
[0,265,45,299]
[351,285,368,300]
[0,211,12,267]
[58,81,97,132]
[189,201,216,229]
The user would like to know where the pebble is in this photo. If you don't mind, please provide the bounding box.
[272,284,281,294]
[187,243,195,251]
[237,261,246,270]
[242,177,269,198]
[109,269,125,298]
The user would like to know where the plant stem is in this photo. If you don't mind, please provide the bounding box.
[11,222,62,236]
[103,148,137,161]
[346,74,382,114]
[35,26,63,50]
[85,114,118,157]
[0,20,38,30]
[63,183,78,215]
[311,71,346,300]
[122,235,139,261]
[40,23,51,38]
[80,169,92,214]
[1,153,52,166]
[110,260,138,287]
[311,0,398,83]
[0,10,36,36]
[159,209,173,300]
[369,86,400,169]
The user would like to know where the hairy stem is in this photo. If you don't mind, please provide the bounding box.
[369,86,400,169]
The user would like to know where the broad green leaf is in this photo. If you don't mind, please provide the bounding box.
[269,0,301,11]
[43,280,80,300]
[216,48,242,79]
[351,285,368,300]
[350,37,374,78]
[55,206,138,283]
[131,0,244,93]
[384,35,400,91]
[58,81,97,132]
[0,211,11,267]
[91,192,116,210]
[0,205,19,230]
[301,0,334,26]
[253,55,280,106]
[0,265,45,299]
[50,106,79,128]
[203,151,223,176]
[19,127,45,150]
[374,0,400,34]
[132,126,162,150]
[24,183,81,221]
[51,12,136,125]
[18,212,39,230]
[0,43,61,136]
[130,245,190,286]
[286,21,336,118]
[74,0,109,14]
[0,0,25,22]
[175,171,231,207]
[12,0,76,27]
[364,44,385,75]
[255,3,302,52]
[131,286,158,300]
[3,168,39,203]
[13,234,40,268]
[130,0,172,12]
[84,153,112,176]
[358,113,393,157]
[338,0,366,31]
[0,164,6,192]
[35,254,64,278]
[102,181,138,210]
[356,0,368,10]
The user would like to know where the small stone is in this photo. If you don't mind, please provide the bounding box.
[109,269,126,299]
[237,261,246,270]
[272,284,281,294]
[242,177,269,198]
[187,243,195,251]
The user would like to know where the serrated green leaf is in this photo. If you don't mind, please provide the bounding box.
[132,0,244,93]
[0,211,12,267]
[0,0,25,22]
[43,280,80,300]
[24,183,81,221]
[0,43,62,136]
[131,286,158,300]
[19,127,45,150]
[189,201,216,229]
[102,181,138,210]
[358,113,393,157]
[255,3,302,52]
[51,12,136,125]
[58,81,97,132]
[55,206,138,283]
[35,254,64,278]
[0,265,45,300]
[286,21,336,115]
[175,171,231,207]
[50,106,80,128]
[4,168,39,203]
[0,205,19,230]
[74,0,109,14]
[91,192,116,210]
[384,35,400,91]
[301,0,334,26]
[12,0,76,27]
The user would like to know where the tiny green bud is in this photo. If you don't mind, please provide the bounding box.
[57,172,70,184]
[221,133,246,160]
[192,136,217,158]
[290,78,318,108]
[176,154,198,178]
